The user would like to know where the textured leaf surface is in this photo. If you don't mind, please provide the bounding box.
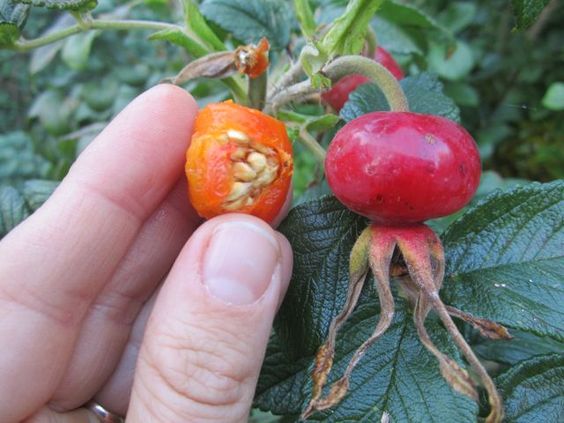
[378,0,454,45]
[200,0,292,50]
[0,186,29,237]
[259,299,477,422]
[340,72,460,123]
[13,0,97,11]
[511,0,550,29]
[0,131,52,185]
[474,329,563,366]
[441,181,564,341]
[21,179,58,211]
[496,354,564,422]
[0,0,30,46]
[259,196,477,421]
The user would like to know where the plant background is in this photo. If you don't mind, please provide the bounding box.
[1,0,563,422]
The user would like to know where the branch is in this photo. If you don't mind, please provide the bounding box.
[14,19,180,52]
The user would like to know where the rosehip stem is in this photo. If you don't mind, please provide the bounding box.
[265,56,409,114]
[324,56,409,111]
[249,72,268,110]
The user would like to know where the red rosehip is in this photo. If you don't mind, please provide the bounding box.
[321,46,404,112]
[325,112,481,224]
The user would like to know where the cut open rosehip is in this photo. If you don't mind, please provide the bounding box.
[321,46,404,112]
[185,101,293,223]
[325,111,481,224]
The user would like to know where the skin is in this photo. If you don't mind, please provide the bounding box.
[0,85,293,423]
[325,111,481,224]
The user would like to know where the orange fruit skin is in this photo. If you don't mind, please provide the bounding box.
[186,101,293,223]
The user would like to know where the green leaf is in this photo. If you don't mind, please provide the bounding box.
[21,179,58,211]
[511,0,550,30]
[474,329,563,366]
[0,0,30,47]
[183,0,226,52]
[319,0,385,58]
[437,2,477,34]
[294,0,316,38]
[148,28,208,58]
[542,82,564,111]
[200,0,293,50]
[378,0,455,47]
[275,196,368,357]
[496,354,564,421]
[441,181,564,342]
[0,186,29,237]
[443,81,480,107]
[340,72,460,123]
[28,14,74,73]
[13,0,97,11]
[372,16,423,56]
[258,196,477,420]
[28,89,73,135]
[428,40,475,81]
[61,30,98,70]
[0,131,52,185]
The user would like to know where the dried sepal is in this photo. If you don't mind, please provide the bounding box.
[234,37,270,78]
[164,51,237,85]
[445,306,512,340]
[414,296,478,401]
[396,224,504,423]
[305,227,371,411]
[164,38,270,85]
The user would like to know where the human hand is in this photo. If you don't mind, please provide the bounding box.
[0,85,293,422]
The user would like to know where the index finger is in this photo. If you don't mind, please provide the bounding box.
[0,84,198,421]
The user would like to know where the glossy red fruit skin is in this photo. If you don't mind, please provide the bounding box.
[321,47,404,112]
[325,112,481,225]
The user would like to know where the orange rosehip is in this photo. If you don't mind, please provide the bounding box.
[186,101,293,223]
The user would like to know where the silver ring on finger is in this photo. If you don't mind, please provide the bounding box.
[86,401,124,423]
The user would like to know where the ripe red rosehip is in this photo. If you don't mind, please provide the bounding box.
[321,46,404,112]
[325,112,481,224]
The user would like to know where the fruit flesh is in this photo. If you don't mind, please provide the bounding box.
[325,112,481,224]
[321,47,404,112]
[186,101,293,222]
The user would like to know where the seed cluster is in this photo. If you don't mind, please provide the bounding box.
[223,129,280,210]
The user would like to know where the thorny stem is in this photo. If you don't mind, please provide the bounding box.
[268,60,305,98]
[265,55,409,114]
[13,19,180,51]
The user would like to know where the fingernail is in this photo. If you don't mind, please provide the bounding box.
[202,220,280,305]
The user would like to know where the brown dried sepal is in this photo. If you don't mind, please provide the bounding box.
[164,38,270,85]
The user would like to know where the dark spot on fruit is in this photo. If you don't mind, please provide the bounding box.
[459,163,467,175]
[376,194,384,204]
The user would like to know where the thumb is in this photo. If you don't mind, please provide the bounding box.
[126,214,292,423]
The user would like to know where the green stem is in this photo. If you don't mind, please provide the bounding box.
[14,19,180,52]
[295,125,327,164]
[365,26,377,57]
[224,77,249,106]
[248,72,267,110]
[266,55,409,114]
